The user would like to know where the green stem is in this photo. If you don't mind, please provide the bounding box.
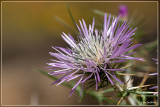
[113,84,133,105]
[117,92,128,105]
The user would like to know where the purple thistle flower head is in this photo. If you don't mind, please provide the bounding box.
[119,5,128,21]
[47,13,144,97]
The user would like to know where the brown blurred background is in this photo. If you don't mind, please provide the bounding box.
[1,1,157,105]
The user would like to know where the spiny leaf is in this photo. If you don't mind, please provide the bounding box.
[128,85,151,90]
[136,73,149,92]
[135,91,157,95]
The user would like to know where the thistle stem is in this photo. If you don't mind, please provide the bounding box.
[112,84,133,105]
[117,92,128,105]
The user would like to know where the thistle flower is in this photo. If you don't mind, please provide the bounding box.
[119,5,128,21]
[47,13,144,97]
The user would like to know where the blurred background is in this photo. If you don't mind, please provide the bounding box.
[1,1,157,105]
